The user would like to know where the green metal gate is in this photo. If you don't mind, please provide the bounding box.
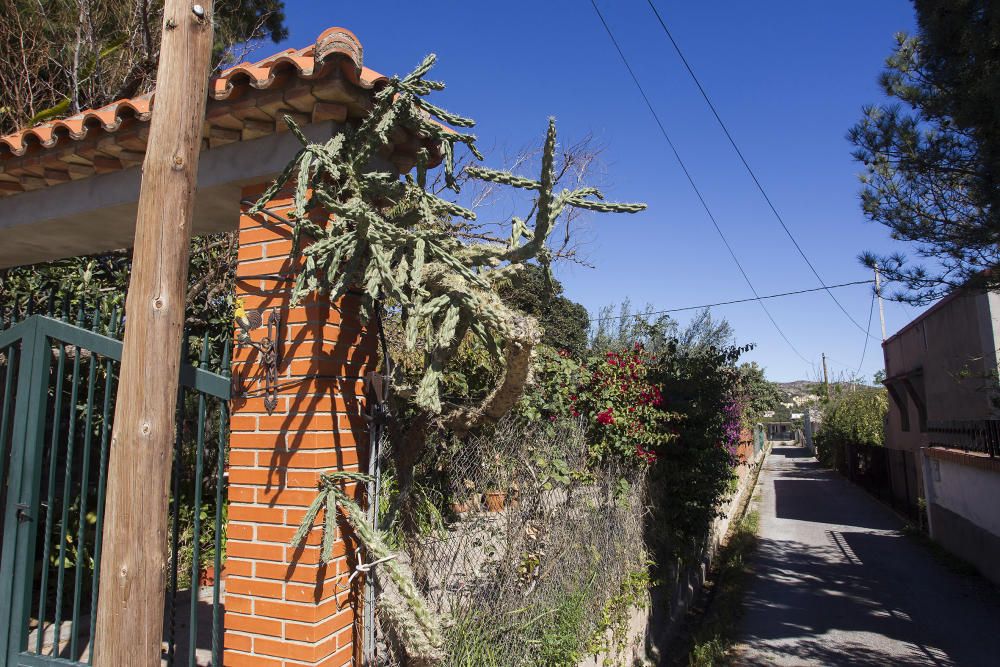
[0,308,231,666]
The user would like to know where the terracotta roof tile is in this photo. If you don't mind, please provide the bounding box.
[0,27,384,163]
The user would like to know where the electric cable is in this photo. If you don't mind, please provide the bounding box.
[590,0,811,365]
[854,289,877,377]
[644,0,877,340]
[588,279,874,322]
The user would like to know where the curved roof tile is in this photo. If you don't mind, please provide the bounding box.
[0,27,384,160]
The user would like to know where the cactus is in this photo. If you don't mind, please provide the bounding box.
[251,54,645,422]
[270,55,647,666]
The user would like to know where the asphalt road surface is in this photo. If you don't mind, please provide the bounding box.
[734,444,1000,666]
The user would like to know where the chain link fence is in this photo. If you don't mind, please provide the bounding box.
[372,418,649,666]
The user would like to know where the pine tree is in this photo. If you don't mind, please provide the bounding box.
[850,0,1000,303]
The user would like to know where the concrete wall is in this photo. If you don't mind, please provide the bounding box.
[883,291,1000,454]
[922,447,1000,585]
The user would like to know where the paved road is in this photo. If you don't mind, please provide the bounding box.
[735,444,1000,666]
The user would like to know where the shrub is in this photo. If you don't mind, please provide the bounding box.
[572,345,679,466]
[819,388,888,448]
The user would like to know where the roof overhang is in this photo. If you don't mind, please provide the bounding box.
[0,119,343,268]
[0,27,427,270]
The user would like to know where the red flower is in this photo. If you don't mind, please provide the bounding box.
[634,444,658,464]
[596,408,614,425]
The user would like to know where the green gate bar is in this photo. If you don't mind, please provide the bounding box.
[0,305,232,667]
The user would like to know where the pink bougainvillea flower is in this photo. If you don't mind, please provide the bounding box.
[596,408,614,425]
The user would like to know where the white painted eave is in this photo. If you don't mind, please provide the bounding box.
[0,121,340,270]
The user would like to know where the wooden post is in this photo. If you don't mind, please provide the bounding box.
[822,352,830,400]
[875,264,887,342]
[93,2,214,665]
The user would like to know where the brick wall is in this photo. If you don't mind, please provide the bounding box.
[223,184,374,666]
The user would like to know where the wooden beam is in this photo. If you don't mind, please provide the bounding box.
[92,1,214,665]
[92,155,123,173]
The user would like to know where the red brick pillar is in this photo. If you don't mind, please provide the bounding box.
[223,184,374,666]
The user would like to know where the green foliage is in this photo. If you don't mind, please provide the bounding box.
[496,264,590,356]
[587,567,651,661]
[515,345,584,423]
[817,388,888,449]
[252,54,644,415]
[0,0,287,135]
[173,501,227,591]
[736,362,783,426]
[527,578,594,666]
[850,0,1000,303]
[645,340,748,565]
[376,468,448,551]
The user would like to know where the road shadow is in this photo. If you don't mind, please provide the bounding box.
[737,533,1000,665]
[771,446,811,458]
[738,447,1000,666]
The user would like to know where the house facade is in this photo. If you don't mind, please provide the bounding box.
[882,287,1000,583]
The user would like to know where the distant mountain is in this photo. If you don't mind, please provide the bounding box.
[776,380,874,404]
[776,380,820,401]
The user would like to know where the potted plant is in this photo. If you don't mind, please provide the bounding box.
[450,479,476,514]
[483,453,510,512]
[484,489,506,512]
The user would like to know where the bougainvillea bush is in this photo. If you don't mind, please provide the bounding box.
[720,395,744,463]
[643,340,755,565]
[518,344,680,468]
[516,306,778,569]
[572,345,680,466]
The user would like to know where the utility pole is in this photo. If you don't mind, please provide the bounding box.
[93,2,214,665]
[875,263,887,341]
[822,352,830,400]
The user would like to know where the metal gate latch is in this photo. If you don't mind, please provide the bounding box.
[15,503,31,523]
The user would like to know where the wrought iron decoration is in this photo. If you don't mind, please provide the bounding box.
[235,306,281,414]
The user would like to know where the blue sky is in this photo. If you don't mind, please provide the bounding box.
[274,1,921,382]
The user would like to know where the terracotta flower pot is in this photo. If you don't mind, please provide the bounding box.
[484,491,506,512]
[199,565,216,587]
[450,500,471,514]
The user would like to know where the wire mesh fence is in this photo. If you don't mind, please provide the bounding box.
[372,418,649,666]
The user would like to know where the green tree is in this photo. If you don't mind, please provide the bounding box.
[737,362,783,425]
[588,304,731,356]
[496,263,590,357]
[849,0,1000,304]
[0,0,287,134]
[819,388,888,448]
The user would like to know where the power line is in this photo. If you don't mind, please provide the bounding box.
[589,280,874,322]
[854,289,877,377]
[644,0,878,341]
[589,0,811,365]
